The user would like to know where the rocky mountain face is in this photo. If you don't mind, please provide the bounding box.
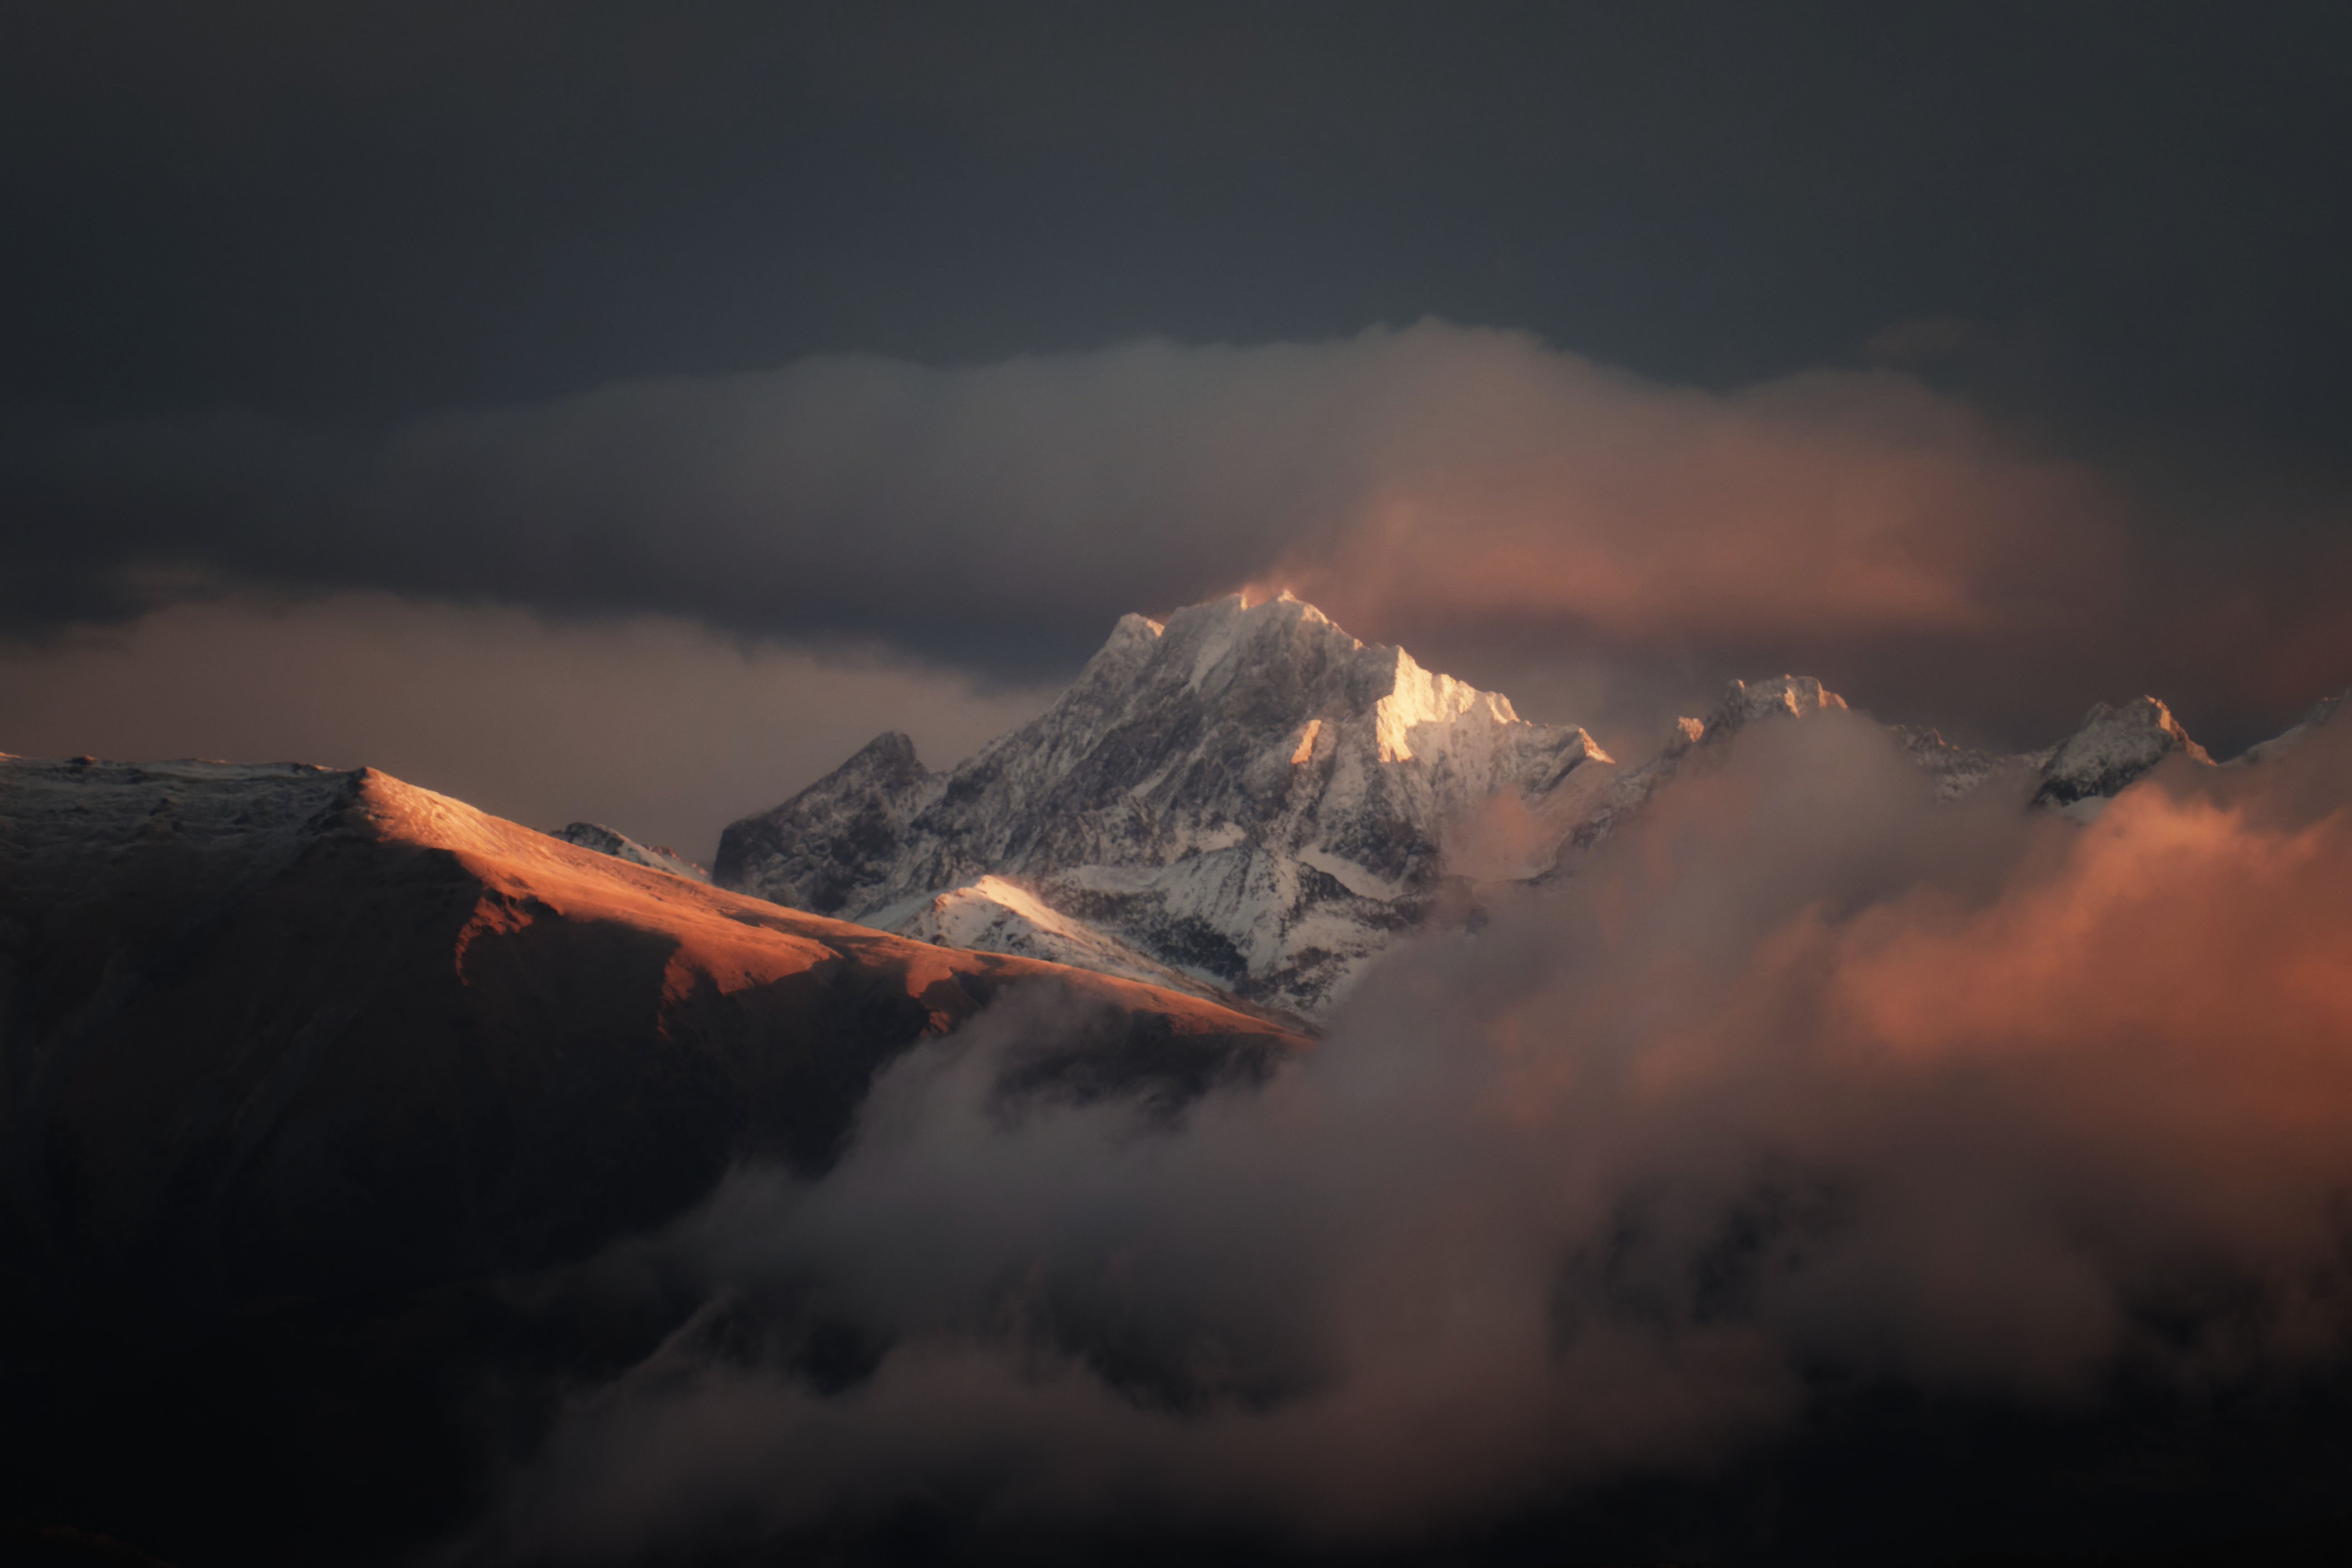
[0,754,1305,1563]
[719,593,1611,1017]
[2030,696,2212,809]
[720,595,2343,1020]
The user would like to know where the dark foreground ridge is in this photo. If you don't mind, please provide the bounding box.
[0,755,1304,1568]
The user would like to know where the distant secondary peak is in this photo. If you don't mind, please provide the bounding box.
[2236,685,2352,765]
[1661,715,1709,758]
[1711,675,1850,726]
[554,821,632,854]
[2034,695,2211,808]
[2065,696,2208,761]
[552,821,710,882]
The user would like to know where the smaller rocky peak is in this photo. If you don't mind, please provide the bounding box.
[2234,685,2352,766]
[1890,725,2039,803]
[2033,696,2211,808]
[552,822,710,882]
[1659,676,1849,762]
[1891,724,1985,768]
[760,730,933,823]
[1660,715,1709,760]
[552,821,632,856]
[1588,678,1850,814]
[1710,675,1850,730]
[711,729,938,906]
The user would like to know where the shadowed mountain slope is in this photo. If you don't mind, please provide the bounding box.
[0,754,1304,1565]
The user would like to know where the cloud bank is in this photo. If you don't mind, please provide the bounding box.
[20,320,2335,747]
[454,710,2352,1564]
[0,594,1052,861]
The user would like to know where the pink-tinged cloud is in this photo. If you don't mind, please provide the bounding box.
[5,323,2141,689]
[468,710,2352,1561]
[15,320,2351,748]
[1250,331,2129,651]
[0,593,1054,862]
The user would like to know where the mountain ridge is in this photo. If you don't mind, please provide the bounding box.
[0,753,1307,1562]
[718,594,2346,1018]
[0,752,1310,1323]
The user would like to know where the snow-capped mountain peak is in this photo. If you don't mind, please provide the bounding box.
[716,596,2327,1019]
[718,592,1607,1016]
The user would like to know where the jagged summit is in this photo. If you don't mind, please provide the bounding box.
[719,593,1609,1016]
[1707,674,1849,727]
[2033,696,2211,808]
[1891,725,2037,802]
[1532,673,1861,852]
[1620,676,1847,770]
[712,729,933,915]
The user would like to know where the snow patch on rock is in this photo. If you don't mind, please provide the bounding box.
[552,821,709,882]
[894,875,1241,1005]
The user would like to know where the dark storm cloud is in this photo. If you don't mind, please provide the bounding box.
[6,1,2352,462]
[10,3,2352,750]
[9,323,2350,752]
[452,715,2352,1564]
[0,328,2092,668]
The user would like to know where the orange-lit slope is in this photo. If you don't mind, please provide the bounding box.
[0,757,1306,1325]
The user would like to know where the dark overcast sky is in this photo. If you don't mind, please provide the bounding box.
[6,1,2352,848]
[7,0,2347,446]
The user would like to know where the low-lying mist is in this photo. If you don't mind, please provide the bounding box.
[459,710,2352,1565]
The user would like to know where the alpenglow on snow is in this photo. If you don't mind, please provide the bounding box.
[715,593,2285,1019]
